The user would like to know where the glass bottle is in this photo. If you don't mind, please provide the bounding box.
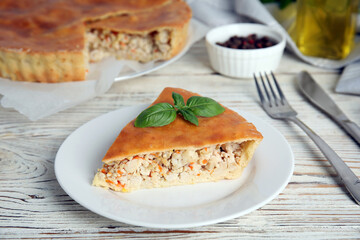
[294,0,359,60]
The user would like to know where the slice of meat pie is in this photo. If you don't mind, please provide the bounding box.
[86,0,191,63]
[93,88,263,192]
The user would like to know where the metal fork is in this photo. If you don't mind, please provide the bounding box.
[254,72,360,205]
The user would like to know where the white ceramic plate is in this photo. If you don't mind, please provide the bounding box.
[55,105,294,229]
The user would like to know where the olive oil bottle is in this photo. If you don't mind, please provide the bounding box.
[294,0,359,59]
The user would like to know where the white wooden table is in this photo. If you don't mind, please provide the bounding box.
[1,41,360,239]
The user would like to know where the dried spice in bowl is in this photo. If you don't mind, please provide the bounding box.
[216,34,276,49]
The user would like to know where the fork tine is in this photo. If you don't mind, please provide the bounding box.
[259,73,271,103]
[271,71,286,104]
[253,73,264,103]
[264,72,278,105]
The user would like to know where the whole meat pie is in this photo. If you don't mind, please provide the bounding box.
[93,88,263,192]
[0,0,191,82]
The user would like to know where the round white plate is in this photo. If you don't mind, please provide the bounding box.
[55,105,294,229]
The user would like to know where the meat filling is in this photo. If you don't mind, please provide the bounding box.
[94,142,249,192]
[86,29,172,63]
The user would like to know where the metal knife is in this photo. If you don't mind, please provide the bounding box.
[298,71,360,146]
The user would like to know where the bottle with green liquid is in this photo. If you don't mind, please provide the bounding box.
[294,0,359,60]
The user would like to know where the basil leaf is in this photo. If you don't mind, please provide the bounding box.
[178,108,198,126]
[134,103,176,128]
[172,92,185,108]
[186,96,225,117]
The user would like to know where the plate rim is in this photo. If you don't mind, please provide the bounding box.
[55,104,294,229]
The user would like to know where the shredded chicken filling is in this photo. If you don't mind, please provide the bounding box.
[86,29,172,63]
[97,142,247,191]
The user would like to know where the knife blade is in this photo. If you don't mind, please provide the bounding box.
[298,71,360,146]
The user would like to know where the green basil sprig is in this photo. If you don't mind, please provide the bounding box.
[134,92,225,128]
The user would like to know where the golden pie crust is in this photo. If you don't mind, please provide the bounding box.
[0,0,191,83]
[103,87,263,164]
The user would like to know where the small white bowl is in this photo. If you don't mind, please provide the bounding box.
[206,23,286,78]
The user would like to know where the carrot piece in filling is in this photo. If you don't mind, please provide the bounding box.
[189,162,194,170]
[106,179,114,184]
[116,181,125,188]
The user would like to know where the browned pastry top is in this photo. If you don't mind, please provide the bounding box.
[103,87,263,163]
[87,0,191,33]
[0,0,170,52]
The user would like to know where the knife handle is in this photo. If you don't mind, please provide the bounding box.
[289,117,360,205]
[340,120,360,146]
